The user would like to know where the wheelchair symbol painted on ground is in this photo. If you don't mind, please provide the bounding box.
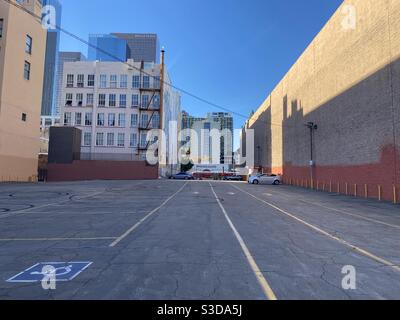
[6,262,93,283]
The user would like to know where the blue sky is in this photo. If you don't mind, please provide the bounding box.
[58,0,343,147]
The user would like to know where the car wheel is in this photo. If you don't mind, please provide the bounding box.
[253,180,259,185]
[273,180,280,185]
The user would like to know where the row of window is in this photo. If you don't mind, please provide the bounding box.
[65,93,160,109]
[83,132,150,148]
[66,74,160,89]
[63,112,160,128]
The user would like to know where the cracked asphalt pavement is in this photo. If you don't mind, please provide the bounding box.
[0,180,399,300]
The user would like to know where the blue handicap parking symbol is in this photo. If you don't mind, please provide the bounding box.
[7,262,92,283]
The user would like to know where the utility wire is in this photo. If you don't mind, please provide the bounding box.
[3,0,285,127]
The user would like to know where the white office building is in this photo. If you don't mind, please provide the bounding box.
[181,112,234,167]
[60,59,180,174]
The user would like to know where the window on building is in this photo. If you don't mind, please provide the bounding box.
[83,132,92,146]
[142,76,150,89]
[140,133,147,148]
[131,94,139,107]
[65,93,73,106]
[131,114,138,127]
[0,19,3,38]
[120,75,128,88]
[75,112,82,125]
[98,94,106,107]
[141,95,149,109]
[152,114,160,129]
[110,75,117,88]
[141,114,149,128]
[97,113,105,126]
[100,74,107,88]
[76,93,83,106]
[87,74,95,87]
[21,113,27,122]
[132,75,140,88]
[118,113,126,127]
[25,35,32,54]
[85,113,92,126]
[153,94,160,109]
[107,133,114,146]
[204,123,211,130]
[96,133,104,146]
[109,94,116,107]
[130,133,138,148]
[153,76,160,89]
[24,61,31,80]
[77,74,84,87]
[86,93,94,106]
[119,94,127,108]
[117,133,125,147]
[66,74,74,87]
[64,112,72,126]
[108,113,116,127]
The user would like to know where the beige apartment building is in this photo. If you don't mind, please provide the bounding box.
[0,0,47,181]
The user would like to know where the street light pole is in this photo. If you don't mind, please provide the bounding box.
[305,122,318,188]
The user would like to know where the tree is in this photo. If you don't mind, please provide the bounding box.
[181,161,194,173]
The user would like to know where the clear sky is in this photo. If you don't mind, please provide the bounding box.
[58,0,343,148]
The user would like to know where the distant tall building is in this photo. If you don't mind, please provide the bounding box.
[0,0,47,181]
[88,34,127,62]
[181,112,234,165]
[56,52,86,115]
[41,0,62,116]
[111,33,160,63]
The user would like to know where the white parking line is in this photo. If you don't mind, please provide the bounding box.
[259,188,400,230]
[209,183,277,301]
[232,185,400,273]
[299,199,400,230]
[109,182,188,247]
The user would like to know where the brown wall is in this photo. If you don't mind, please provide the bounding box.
[246,0,400,202]
[0,0,47,182]
[47,161,159,182]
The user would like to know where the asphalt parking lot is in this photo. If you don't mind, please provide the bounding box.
[0,180,399,300]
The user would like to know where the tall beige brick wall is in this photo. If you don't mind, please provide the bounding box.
[247,0,400,201]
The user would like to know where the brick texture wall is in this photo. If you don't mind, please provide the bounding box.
[247,0,400,202]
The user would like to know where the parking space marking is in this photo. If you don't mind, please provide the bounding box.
[256,187,400,230]
[0,237,117,242]
[0,191,106,219]
[209,183,277,301]
[109,182,189,247]
[298,199,400,230]
[232,185,400,273]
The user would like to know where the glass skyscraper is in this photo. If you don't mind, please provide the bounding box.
[111,33,160,63]
[87,33,160,63]
[88,34,127,62]
[41,0,62,116]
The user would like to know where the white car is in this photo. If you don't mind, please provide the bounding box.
[248,174,281,185]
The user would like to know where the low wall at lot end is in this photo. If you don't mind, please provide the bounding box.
[47,160,159,182]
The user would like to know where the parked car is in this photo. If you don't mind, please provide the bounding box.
[248,174,281,185]
[223,175,243,181]
[170,172,195,180]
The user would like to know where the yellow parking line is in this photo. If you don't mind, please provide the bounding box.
[232,185,400,273]
[209,183,277,301]
[0,237,117,241]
